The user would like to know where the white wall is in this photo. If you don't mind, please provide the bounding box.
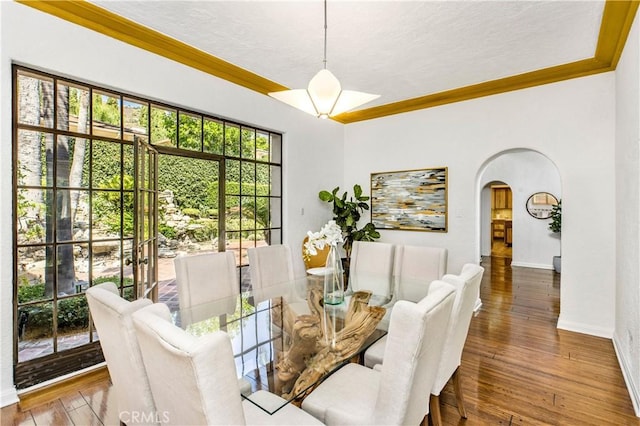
[344,72,616,339]
[614,9,640,415]
[479,150,561,269]
[0,2,342,405]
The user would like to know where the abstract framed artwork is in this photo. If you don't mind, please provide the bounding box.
[370,167,448,232]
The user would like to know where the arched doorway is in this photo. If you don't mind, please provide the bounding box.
[477,149,561,268]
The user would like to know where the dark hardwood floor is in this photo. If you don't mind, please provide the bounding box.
[2,256,639,425]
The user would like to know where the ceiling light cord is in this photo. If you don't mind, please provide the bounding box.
[267,0,379,118]
[323,0,327,70]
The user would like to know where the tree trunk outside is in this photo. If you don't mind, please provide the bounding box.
[43,81,55,297]
[17,75,43,201]
[45,84,75,296]
[69,90,89,222]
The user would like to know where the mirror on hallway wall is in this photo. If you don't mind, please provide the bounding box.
[525,192,558,219]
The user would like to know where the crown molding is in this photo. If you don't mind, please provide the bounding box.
[333,58,605,124]
[15,0,287,95]
[336,0,639,123]
[16,0,639,124]
[595,0,639,67]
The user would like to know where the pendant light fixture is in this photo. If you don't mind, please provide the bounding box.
[268,0,380,119]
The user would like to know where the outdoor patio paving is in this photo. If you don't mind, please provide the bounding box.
[17,253,254,362]
[17,274,180,363]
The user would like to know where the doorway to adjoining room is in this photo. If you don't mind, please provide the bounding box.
[490,184,512,259]
[477,149,561,271]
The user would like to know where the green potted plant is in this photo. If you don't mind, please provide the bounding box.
[318,184,380,263]
[549,199,561,273]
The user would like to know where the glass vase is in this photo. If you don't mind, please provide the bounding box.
[324,244,344,305]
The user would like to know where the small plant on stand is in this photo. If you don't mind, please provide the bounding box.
[549,200,561,273]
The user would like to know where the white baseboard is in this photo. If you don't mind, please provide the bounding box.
[1,386,19,408]
[613,333,640,417]
[557,316,613,339]
[510,261,554,270]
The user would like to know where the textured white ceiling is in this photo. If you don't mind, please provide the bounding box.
[92,0,604,109]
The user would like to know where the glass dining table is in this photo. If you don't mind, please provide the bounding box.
[168,275,389,415]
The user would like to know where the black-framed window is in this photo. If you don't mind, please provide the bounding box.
[12,65,282,388]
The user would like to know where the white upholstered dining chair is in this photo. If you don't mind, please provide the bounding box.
[347,241,395,305]
[393,244,448,302]
[301,281,456,425]
[132,302,323,426]
[174,251,238,324]
[247,244,309,313]
[363,244,448,366]
[85,282,158,425]
[247,244,295,289]
[430,263,485,426]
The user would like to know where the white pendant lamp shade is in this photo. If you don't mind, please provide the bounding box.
[307,69,342,118]
[268,0,379,119]
[331,89,381,116]
[269,69,379,119]
[268,89,318,117]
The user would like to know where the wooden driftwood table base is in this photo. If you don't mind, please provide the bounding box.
[275,289,386,400]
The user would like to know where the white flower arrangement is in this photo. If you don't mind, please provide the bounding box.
[303,220,344,260]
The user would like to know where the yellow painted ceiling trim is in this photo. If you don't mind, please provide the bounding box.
[334,58,606,123]
[15,0,287,95]
[16,0,639,124]
[595,0,639,67]
[337,0,639,124]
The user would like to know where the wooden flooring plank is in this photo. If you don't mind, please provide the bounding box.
[0,403,35,426]
[28,400,73,426]
[59,391,88,412]
[79,384,121,426]
[66,404,103,426]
